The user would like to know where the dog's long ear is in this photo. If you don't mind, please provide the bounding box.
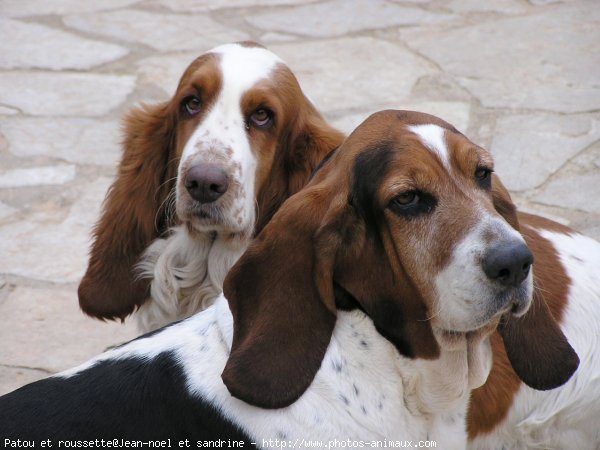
[498,292,579,391]
[222,188,347,409]
[255,103,344,233]
[78,103,178,320]
[491,174,579,390]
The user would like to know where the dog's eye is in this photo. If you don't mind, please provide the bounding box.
[390,190,436,218]
[249,108,273,128]
[182,96,202,116]
[395,191,419,206]
[475,167,493,189]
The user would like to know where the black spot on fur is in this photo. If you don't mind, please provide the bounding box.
[339,394,350,406]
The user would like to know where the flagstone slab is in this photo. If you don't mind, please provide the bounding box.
[63,9,249,52]
[0,177,112,283]
[491,113,600,191]
[447,0,530,14]
[271,37,437,112]
[0,18,128,70]
[0,202,18,221]
[0,165,76,189]
[533,173,600,214]
[401,5,600,113]
[0,72,136,117]
[150,0,319,12]
[0,106,19,115]
[0,0,141,17]
[3,118,122,166]
[0,285,137,376]
[247,0,454,38]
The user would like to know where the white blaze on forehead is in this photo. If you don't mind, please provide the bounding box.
[408,124,451,170]
[178,43,287,233]
[180,43,284,163]
[209,43,285,97]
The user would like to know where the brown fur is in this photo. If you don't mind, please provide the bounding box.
[78,45,344,320]
[78,102,180,320]
[223,110,577,411]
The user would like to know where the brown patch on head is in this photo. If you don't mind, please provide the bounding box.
[172,53,223,159]
[247,62,345,233]
[237,40,265,49]
[395,110,462,134]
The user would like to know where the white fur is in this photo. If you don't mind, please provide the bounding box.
[61,294,492,449]
[135,226,246,332]
[135,44,284,332]
[409,124,451,170]
[434,214,532,333]
[469,229,600,449]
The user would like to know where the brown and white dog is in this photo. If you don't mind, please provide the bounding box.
[4,110,582,445]
[78,42,343,331]
[468,219,600,444]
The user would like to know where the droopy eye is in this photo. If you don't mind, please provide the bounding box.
[390,190,437,218]
[394,191,419,207]
[182,96,202,116]
[249,108,273,128]
[475,167,493,189]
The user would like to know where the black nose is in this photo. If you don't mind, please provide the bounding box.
[184,164,229,203]
[483,241,534,288]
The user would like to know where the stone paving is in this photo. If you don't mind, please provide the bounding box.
[0,0,599,395]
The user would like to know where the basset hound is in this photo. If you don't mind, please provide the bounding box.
[78,41,343,331]
[2,111,587,449]
[468,202,600,443]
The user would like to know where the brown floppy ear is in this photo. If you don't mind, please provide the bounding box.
[222,188,346,409]
[255,104,345,233]
[491,174,579,389]
[498,293,579,391]
[78,102,178,320]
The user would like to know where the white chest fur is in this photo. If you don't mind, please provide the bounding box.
[135,226,248,332]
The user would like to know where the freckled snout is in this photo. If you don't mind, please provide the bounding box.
[184,164,229,203]
[483,241,533,288]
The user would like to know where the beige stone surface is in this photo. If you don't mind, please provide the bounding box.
[0,18,129,70]
[0,0,141,18]
[272,37,436,112]
[491,113,600,191]
[0,0,598,397]
[246,0,455,37]
[0,72,136,116]
[63,9,250,52]
[401,5,600,113]
[3,118,123,166]
[0,286,137,374]
[0,165,76,188]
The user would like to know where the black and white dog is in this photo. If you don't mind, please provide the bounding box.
[0,111,580,448]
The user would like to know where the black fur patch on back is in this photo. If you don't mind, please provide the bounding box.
[0,353,255,444]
